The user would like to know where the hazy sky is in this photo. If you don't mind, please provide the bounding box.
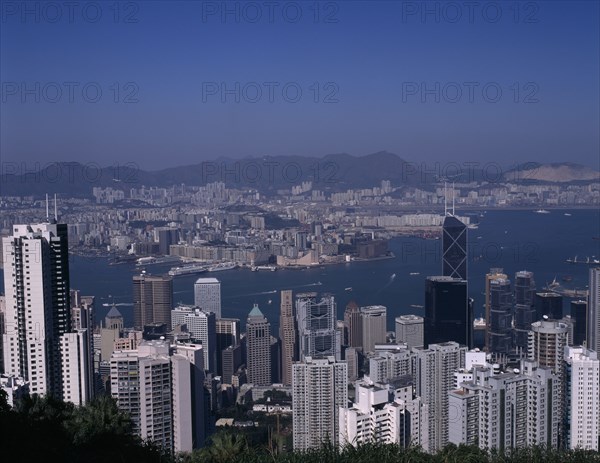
[1,1,598,170]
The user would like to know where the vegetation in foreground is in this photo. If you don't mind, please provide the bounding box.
[2,391,600,462]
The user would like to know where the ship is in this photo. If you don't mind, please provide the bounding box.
[409,272,420,276]
[534,209,550,214]
[251,265,277,272]
[168,264,208,277]
[345,287,353,291]
[473,317,486,330]
[207,262,238,272]
[566,256,600,265]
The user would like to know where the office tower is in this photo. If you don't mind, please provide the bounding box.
[395,315,424,349]
[296,293,338,360]
[570,300,587,346]
[485,268,507,351]
[414,342,466,453]
[424,277,470,347]
[157,227,179,256]
[292,356,348,451]
[215,318,240,376]
[133,273,173,329]
[221,344,243,385]
[442,215,467,280]
[194,277,221,318]
[60,330,94,405]
[564,346,599,450]
[2,222,71,398]
[513,271,536,351]
[270,336,281,384]
[535,292,564,320]
[279,290,297,385]
[339,376,426,448]
[588,268,600,353]
[295,231,308,250]
[449,359,560,450]
[344,300,362,348]
[110,340,206,453]
[360,305,387,354]
[246,304,272,386]
[487,276,512,354]
[172,306,216,373]
[345,347,360,382]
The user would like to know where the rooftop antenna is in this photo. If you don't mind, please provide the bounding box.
[452,181,455,216]
[54,193,58,221]
[45,194,49,220]
[444,181,447,216]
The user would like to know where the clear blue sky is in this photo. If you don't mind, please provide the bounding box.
[1,0,598,169]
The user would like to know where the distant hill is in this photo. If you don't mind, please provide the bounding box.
[503,162,600,183]
[1,155,598,198]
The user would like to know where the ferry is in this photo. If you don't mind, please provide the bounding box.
[566,256,600,265]
[207,262,238,272]
[534,209,550,214]
[409,272,420,276]
[168,264,208,277]
[345,287,353,292]
[251,265,277,272]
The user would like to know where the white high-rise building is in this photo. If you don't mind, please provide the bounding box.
[449,359,560,450]
[587,267,600,354]
[360,305,387,354]
[296,293,339,360]
[292,356,348,451]
[564,346,599,450]
[194,278,221,318]
[368,347,412,384]
[395,315,424,349]
[60,330,93,405]
[339,376,427,449]
[413,342,466,453]
[172,306,216,372]
[2,222,71,398]
[110,340,206,453]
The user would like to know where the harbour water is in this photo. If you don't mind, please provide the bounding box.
[1,209,598,334]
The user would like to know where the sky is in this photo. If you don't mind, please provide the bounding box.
[1,0,599,170]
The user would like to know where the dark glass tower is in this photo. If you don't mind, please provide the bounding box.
[570,300,587,346]
[513,271,536,351]
[424,277,470,347]
[442,216,467,280]
[488,277,513,354]
[535,292,563,320]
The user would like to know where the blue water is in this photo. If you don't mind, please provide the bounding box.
[1,209,598,334]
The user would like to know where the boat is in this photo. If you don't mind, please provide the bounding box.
[391,273,396,279]
[467,223,479,229]
[207,262,238,272]
[102,302,133,307]
[534,209,550,214]
[252,265,277,272]
[564,213,572,216]
[409,272,420,276]
[410,304,424,309]
[168,264,208,276]
[473,318,487,330]
[345,287,353,292]
[566,256,600,265]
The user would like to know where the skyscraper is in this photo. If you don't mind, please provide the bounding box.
[292,356,348,451]
[395,315,424,349]
[246,304,272,386]
[296,293,339,360]
[172,306,216,373]
[343,300,362,348]
[424,277,470,347]
[513,271,536,351]
[133,273,173,329]
[442,215,467,280]
[60,330,94,405]
[570,300,587,346]
[194,277,221,318]
[279,290,297,385]
[564,346,599,450]
[535,292,564,320]
[2,222,71,398]
[484,268,507,351]
[587,267,600,353]
[360,305,387,353]
[215,318,240,377]
[487,276,513,354]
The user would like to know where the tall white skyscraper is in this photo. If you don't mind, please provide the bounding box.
[395,315,424,349]
[194,278,221,318]
[292,356,347,451]
[296,293,339,360]
[564,346,599,451]
[172,306,216,372]
[587,267,600,353]
[413,342,466,453]
[2,222,71,398]
[110,340,206,453]
[60,330,94,405]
